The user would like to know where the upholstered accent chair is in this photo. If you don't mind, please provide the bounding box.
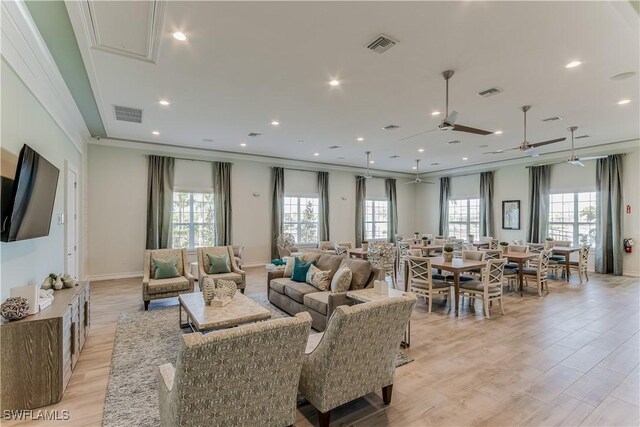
[158,313,312,426]
[408,256,450,313]
[367,241,398,289]
[143,249,194,310]
[276,233,300,257]
[197,246,246,293]
[459,258,507,319]
[232,245,244,268]
[569,244,590,283]
[298,295,417,427]
[318,241,337,253]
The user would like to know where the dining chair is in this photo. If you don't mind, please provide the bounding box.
[450,239,464,259]
[518,250,551,296]
[396,241,412,278]
[408,256,451,314]
[461,250,485,282]
[569,244,590,283]
[512,240,524,246]
[549,240,572,268]
[334,245,349,257]
[479,236,493,243]
[489,239,499,250]
[459,258,507,319]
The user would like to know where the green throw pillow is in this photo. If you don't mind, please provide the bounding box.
[291,257,316,282]
[207,253,231,274]
[152,256,180,279]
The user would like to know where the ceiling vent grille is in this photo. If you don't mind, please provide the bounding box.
[389,155,400,158]
[448,140,461,144]
[248,132,262,137]
[477,87,502,97]
[576,135,590,139]
[329,145,341,149]
[542,116,563,123]
[366,34,397,54]
[382,124,400,130]
[114,105,142,123]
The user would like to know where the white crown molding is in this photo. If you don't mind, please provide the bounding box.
[0,0,89,154]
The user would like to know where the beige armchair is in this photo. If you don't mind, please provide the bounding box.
[232,245,244,268]
[298,295,416,427]
[142,249,194,310]
[197,246,246,293]
[158,313,312,426]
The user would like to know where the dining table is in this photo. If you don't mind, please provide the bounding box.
[348,247,368,259]
[410,244,443,256]
[404,256,486,316]
[552,246,582,281]
[470,241,490,249]
[501,251,539,296]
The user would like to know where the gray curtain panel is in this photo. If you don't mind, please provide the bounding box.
[438,177,450,237]
[596,154,624,275]
[526,165,551,243]
[146,155,175,249]
[271,167,285,259]
[479,171,494,237]
[318,171,330,241]
[213,162,232,246]
[355,176,366,247]
[385,178,398,243]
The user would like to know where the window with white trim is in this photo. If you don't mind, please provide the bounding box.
[447,198,480,238]
[283,196,319,244]
[548,192,596,246]
[365,199,388,240]
[171,192,215,249]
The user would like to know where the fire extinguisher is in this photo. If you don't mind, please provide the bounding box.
[624,238,634,254]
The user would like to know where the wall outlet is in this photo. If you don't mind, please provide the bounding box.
[57,213,65,225]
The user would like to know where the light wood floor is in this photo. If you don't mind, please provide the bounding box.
[5,269,639,427]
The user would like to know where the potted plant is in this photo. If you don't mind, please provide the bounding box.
[362,240,369,251]
[443,244,454,262]
[49,273,63,290]
[468,234,475,244]
[421,236,429,246]
[545,237,554,249]
[499,241,509,252]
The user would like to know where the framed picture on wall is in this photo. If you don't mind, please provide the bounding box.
[502,200,521,230]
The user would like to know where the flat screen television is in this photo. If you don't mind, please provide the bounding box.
[1,144,59,242]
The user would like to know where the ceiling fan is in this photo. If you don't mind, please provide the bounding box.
[356,151,374,180]
[485,105,566,157]
[401,70,494,141]
[567,126,606,166]
[405,159,435,184]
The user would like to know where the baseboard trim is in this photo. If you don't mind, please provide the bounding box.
[622,270,640,278]
[242,261,270,268]
[87,271,143,281]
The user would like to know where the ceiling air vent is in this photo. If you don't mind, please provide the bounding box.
[389,155,400,159]
[382,124,400,130]
[248,132,262,137]
[448,140,461,144]
[329,145,341,149]
[542,116,563,123]
[366,34,397,54]
[576,135,590,139]
[477,87,502,98]
[114,105,142,123]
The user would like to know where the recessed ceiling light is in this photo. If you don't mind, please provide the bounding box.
[565,61,582,68]
[313,153,319,156]
[329,79,340,86]
[431,111,441,116]
[357,137,364,141]
[240,143,247,147]
[298,140,304,144]
[618,99,631,105]
[412,166,417,170]
[159,99,170,106]
[494,130,503,134]
[462,157,469,161]
[418,148,425,152]
[173,32,187,41]
[369,160,375,164]
[152,131,160,135]
[271,121,280,126]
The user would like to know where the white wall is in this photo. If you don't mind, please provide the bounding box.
[0,60,84,301]
[86,143,416,278]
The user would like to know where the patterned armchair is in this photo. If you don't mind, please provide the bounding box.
[197,246,246,293]
[298,295,416,427]
[367,241,398,288]
[142,249,194,310]
[276,233,300,258]
[158,313,312,426]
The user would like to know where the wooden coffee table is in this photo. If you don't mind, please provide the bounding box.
[178,292,271,332]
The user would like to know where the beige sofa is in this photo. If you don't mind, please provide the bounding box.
[267,252,382,331]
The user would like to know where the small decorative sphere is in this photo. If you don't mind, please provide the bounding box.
[1,297,30,321]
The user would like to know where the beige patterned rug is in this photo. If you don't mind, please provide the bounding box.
[103,294,412,427]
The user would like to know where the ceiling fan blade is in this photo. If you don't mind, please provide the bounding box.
[399,128,439,141]
[421,181,436,185]
[578,155,607,161]
[451,124,493,135]
[405,181,418,184]
[446,110,458,125]
[530,137,566,148]
[483,150,505,155]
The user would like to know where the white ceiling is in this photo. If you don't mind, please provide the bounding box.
[68,1,639,173]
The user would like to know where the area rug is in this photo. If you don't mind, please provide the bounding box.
[103,294,413,427]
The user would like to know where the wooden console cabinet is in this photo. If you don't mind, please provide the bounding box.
[0,281,90,410]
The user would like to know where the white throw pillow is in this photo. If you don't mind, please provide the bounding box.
[306,264,330,291]
[330,265,352,293]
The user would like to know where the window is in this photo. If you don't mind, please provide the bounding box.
[171,192,215,249]
[548,192,596,246]
[365,199,388,240]
[283,196,319,244]
[447,198,480,238]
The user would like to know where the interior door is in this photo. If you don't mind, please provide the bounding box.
[65,164,78,279]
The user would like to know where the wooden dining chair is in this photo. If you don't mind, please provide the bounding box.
[408,256,451,314]
[518,250,551,296]
[569,244,590,283]
[459,259,507,319]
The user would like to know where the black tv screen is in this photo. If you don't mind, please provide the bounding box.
[1,144,59,242]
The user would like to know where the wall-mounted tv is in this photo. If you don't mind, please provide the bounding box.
[1,144,59,242]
